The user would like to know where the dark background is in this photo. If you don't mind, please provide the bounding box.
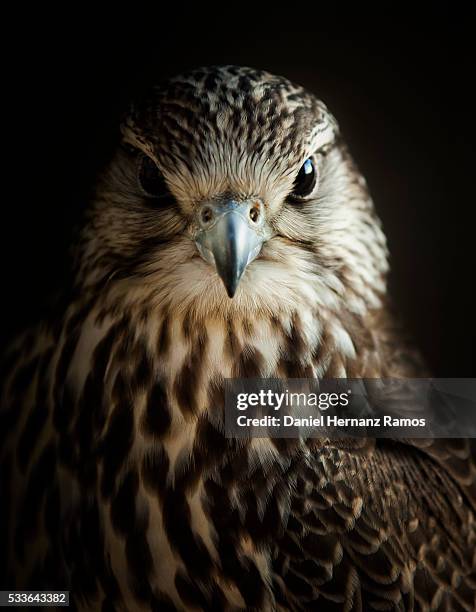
[2,9,475,375]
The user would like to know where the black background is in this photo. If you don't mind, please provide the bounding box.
[2,9,475,375]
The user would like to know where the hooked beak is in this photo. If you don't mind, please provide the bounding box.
[195,200,267,298]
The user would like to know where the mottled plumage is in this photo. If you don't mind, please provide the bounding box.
[1,66,475,611]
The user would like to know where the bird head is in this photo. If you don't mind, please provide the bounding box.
[81,66,388,322]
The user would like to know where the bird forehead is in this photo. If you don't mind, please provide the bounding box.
[122,66,336,169]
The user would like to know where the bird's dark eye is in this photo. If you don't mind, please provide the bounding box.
[290,158,318,200]
[137,154,170,199]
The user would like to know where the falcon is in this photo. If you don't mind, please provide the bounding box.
[1,66,475,611]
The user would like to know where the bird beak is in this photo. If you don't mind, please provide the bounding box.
[195,200,267,298]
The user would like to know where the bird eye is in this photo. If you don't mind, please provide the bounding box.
[137,154,170,199]
[290,158,318,200]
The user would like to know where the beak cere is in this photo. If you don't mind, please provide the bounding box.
[195,200,266,298]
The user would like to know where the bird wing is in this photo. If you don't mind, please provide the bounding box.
[273,440,476,611]
[0,325,63,589]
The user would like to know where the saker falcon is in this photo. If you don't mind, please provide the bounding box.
[1,65,475,611]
